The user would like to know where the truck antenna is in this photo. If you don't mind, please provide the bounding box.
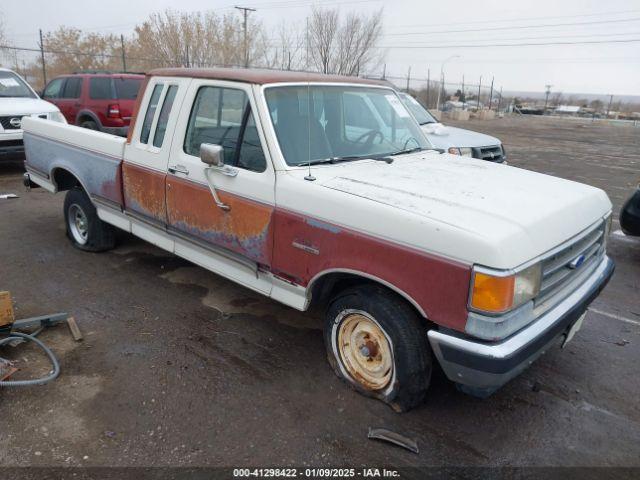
[304,81,316,181]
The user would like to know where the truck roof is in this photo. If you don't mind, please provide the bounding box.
[148,67,389,87]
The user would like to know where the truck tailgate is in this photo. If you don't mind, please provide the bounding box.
[22,117,126,206]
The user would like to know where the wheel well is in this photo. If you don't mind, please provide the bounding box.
[77,115,94,125]
[308,271,427,320]
[52,168,81,191]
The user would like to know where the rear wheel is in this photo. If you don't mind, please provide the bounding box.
[324,284,432,412]
[64,188,115,252]
[79,119,98,130]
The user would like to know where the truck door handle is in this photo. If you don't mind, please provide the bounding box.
[168,165,189,175]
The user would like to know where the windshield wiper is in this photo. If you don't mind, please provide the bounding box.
[301,154,384,166]
[388,146,425,157]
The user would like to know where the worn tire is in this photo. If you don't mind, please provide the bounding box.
[63,187,115,252]
[324,284,432,412]
[79,120,98,130]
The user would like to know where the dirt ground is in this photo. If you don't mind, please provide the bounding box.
[0,115,639,474]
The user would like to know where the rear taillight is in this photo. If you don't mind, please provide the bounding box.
[107,104,121,118]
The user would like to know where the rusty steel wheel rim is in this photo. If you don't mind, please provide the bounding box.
[337,312,393,391]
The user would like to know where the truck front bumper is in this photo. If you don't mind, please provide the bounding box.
[0,132,25,160]
[428,255,614,396]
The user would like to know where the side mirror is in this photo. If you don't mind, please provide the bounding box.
[200,143,224,167]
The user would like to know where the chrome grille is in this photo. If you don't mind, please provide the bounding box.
[472,145,504,162]
[536,220,606,306]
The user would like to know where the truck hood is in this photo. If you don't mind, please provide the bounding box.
[299,152,611,268]
[0,97,59,116]
[421,123,501,149]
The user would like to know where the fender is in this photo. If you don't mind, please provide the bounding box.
[75,109,102,129]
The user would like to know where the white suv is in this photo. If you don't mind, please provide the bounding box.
[0,68,66,161]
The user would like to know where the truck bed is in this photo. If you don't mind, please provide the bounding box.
[22,117,126,207]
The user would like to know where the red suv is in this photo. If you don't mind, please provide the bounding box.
[42,72,144,136]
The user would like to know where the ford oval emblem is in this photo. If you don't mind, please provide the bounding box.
[569,254,586,269]
[9,117,22,128]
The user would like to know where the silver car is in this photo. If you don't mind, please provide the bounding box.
[399,92,506,163]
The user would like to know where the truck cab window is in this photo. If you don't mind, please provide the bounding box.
[184,86,247,165]
[153,85,178,148]
[237,111,266,172]
[184,86,266,171]
[140,84,163,144]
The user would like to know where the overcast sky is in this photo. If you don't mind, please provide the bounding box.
[2,0,639,96]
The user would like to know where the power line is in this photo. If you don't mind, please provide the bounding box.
[376,38,640,49]
[385,8,640,29]
[381,16,640,37]
[385,31,640,45]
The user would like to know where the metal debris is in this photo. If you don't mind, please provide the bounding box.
[367,427,419,454]
[0,194,19,199]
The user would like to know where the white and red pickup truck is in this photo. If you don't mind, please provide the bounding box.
[22,68,614,411]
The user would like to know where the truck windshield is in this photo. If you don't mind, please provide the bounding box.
[0,71,36,99]
[399,93,438,125]
[265,85,431,166]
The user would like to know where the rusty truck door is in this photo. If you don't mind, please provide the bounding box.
[165,80,276,268]
[122,77,188,231]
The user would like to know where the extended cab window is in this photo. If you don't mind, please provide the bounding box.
[140,84,163,145]
[89,78,114,100]
[43,78,65,99]
[153,85,178,148]
[184,86,266,172]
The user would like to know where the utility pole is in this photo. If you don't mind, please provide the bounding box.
[120,34,127,72]
[235,6,256,68]
[382,63,386,80]
[477,75,482,111]
[38,29,47,86]
[185,44,190,68]
[406,66,411,92]
[497,86,503,112]
[426,69,430,108]
[544,84,552,114]
[461,74,465,103]
[606,94,614,118]
[488,76,494,111]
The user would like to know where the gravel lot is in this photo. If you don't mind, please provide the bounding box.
[0,115,639,474]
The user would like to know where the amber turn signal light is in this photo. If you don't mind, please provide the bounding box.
[470,272,515,313]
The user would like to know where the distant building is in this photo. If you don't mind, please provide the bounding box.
[555,105,581,115]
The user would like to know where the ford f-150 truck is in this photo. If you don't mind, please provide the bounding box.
[22,68,614,411]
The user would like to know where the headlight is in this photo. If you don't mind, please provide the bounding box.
[447,147,473,157]
[48,111,67,124]
[469,263,542,314]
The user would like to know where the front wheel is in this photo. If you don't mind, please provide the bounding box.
[324,284,432,412]
[64,188,115,252]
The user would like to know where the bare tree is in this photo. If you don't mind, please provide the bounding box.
[309,7,339,74]
[307,7,384,75]
[127,9,273,71]
[269,22,306,71]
